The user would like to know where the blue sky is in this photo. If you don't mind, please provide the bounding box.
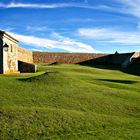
[0,0,140,53]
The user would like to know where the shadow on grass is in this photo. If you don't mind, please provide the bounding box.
[18,71,57,82]
[96,79,138,84]
[80,64,140,77]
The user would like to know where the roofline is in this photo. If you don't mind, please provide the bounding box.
[0,30,19,43]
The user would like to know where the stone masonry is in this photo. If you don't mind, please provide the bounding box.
[0,30,35,74]
[33,52,107,64]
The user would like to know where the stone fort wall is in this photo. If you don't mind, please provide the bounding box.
[32,52,140,67]
[33,52,107,64]
[18,47,33,63]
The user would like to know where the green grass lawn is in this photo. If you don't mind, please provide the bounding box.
[0,64,140,140]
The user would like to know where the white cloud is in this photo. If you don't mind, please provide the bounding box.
[8,32,100,53]
[6,2,72,8]
[0,2,112,11]
[31,48,43,52]
[26,26,49,32]
[113,0,140,18]
[123,0,140,17]
[78,28,140,45]
[0,1,139,19]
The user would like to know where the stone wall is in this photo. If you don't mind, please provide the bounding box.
[18,47,33,63]
[33,52,107,64]
[33,52,140,68]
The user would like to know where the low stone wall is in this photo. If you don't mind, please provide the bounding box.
[33,52,107,64]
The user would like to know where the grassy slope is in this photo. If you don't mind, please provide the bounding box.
[0,64,140,140]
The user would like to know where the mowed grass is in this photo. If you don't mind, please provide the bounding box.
[0,64,140,140]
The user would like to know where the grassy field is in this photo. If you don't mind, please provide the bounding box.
[0,64,140,140]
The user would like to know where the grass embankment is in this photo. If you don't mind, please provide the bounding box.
[0,64,140,140]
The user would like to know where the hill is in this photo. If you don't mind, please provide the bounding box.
[0,64,140,139]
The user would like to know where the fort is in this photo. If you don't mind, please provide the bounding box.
[0,30,140,74]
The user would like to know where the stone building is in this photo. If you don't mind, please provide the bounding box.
[0,30,36,74]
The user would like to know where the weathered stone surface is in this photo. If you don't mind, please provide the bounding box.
[33,52,107,64]
[18,47,33,63]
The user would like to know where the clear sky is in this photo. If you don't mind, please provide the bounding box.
[0,0,140,53]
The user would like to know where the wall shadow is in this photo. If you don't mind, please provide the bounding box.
[18,71,57,82]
